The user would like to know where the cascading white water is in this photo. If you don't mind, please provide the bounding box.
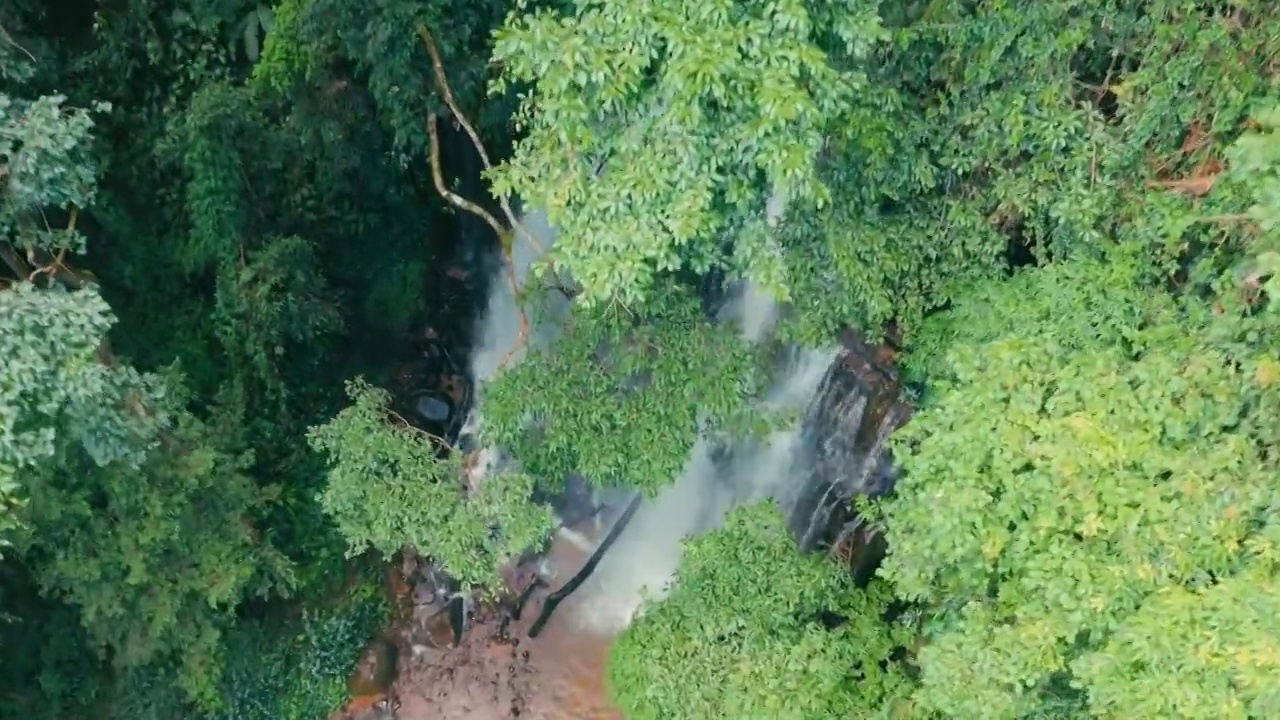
[567,180,835,633]
[469,209,568,385]
[571,347,834,634]
[461,199,836,637]
[460,209,567,489]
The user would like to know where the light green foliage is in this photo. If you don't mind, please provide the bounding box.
[0,92,103,254]
[0,285,161,472]
[308,379,556,588]
[491,0,887,306]
[500,4,1280,719]
[1,89,162,545]
[487,0,1277,342]
[1227,105,1280,302]
[611,501,914,719]
[0,285,163,549]
[878,243,1280,718]
[1075,569,1280,719]
[482,285,767,495]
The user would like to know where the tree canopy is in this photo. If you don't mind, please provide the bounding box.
[2,0,1279,718]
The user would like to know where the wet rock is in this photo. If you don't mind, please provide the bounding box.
[385,522,624,720]
[414,393,453,423]
[331,695,399,720]
[412,581,436,606]
[788,329,912,552]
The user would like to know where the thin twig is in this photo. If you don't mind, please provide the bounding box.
[387,406,454,454]
[0,22,37,64]
[25,208,78,283]
[26,247,66,283]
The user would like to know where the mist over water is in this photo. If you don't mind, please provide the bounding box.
[573,347,834,634]
[462,208,835,636]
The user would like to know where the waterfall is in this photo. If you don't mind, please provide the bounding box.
[570,348,835,634]
[787,351,911,552]
[469,210,567,385]
[458,209,566,491]
[459,203,908,639]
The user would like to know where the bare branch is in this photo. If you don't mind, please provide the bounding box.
[427,114,530,373]
[427,115,507,239]
[0,22,37,64]
[0,242,31,280]
[386,406,454,454]
[417,25,544,257]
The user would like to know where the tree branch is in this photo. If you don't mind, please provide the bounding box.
[386,405,453,454]
[426,114,507,240]
[423,64,530,375]
[417,25,544,257]
[0,22,37,65]
[0,242,31,280]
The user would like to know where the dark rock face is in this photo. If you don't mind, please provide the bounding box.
[788,329,912,554]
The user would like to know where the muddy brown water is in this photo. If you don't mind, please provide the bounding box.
[387,522,624,720]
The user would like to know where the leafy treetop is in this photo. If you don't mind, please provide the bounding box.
[2,63,291,710]
[878,236,1280,718]
[610,501,915,720]
[490,0,887,307]
[308,379,556,589]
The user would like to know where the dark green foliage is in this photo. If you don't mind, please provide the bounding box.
[1,67,294,715]
[107,581,389,720]
[0,578,112,719]
[256,0,513,153]
[210,596,388,720]
[1,0,458,714]
[782,0,1280,342]
[213,234,344,401]
[21,380,294,707]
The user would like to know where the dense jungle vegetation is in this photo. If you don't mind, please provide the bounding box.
[3,0,1279,718]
